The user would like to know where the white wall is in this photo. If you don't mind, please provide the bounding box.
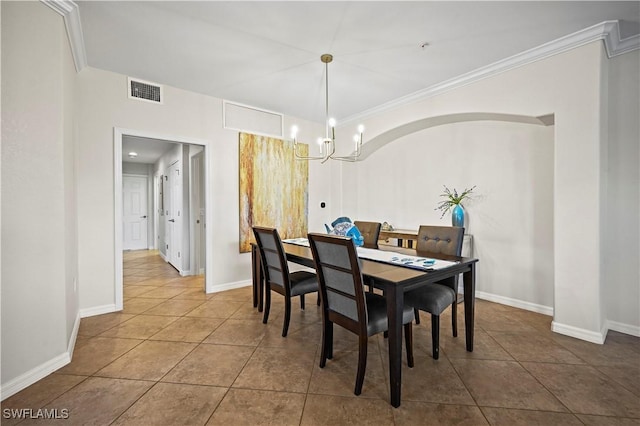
[605,50,640,333]
[338,41,639,341]
[1,1,79,391]
[62,0,79,350]
[345,121,555,311]
[76,66,328,310]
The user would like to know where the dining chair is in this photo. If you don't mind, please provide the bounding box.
[405,225,464,359]
[353,221,381,249]
[308,232,414,395]
[252,226,319,337]
[353,221,382,293]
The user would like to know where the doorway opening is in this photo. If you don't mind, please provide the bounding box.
[114,128,214,311]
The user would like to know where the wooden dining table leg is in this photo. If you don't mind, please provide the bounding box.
[258,260,264,312]
[251,245,258,308]
[251,245,264,312]
[463,262,476,351]
[385,282,404,408]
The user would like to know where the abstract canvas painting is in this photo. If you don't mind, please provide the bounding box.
[239,132,309,253]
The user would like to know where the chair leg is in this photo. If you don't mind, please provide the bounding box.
[317,293,321,306]
[300,294,305,310]
[367,278,375,293]
[404,323,414,368]
[327,322,334,359]
[354,335,368,395]
[431,314,440,360]
[282,297,291,337]
[320,320,332,368]
[414,308,421,325]
[451,298,458,337]
[262,285,271,324]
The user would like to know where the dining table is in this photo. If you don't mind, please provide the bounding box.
[251,240,478,408]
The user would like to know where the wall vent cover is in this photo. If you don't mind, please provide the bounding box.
[128,77,163,104]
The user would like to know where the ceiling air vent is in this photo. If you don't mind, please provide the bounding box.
[128,77,163,104]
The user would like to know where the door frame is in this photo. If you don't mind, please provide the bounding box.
[114,127,214,311]
[190,150,205,275]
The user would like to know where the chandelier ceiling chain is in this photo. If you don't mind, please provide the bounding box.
[292,54,364,163]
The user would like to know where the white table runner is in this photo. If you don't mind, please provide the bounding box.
[356,247,457,270]
[283,239,457,271]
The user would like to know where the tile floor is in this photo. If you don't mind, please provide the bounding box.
[2,250,639,425]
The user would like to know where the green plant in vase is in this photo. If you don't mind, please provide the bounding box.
[435,185,476,228]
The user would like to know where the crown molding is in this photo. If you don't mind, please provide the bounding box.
[32,6,639,113]
[41,0,87,72]
[342,20,639,125]
[602,21,640,57]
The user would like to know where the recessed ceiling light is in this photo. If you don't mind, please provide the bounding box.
[128,152,138,158]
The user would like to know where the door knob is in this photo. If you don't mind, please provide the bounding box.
[141,215,147,219]
[169,219,175,222]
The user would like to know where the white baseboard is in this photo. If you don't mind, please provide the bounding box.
[0,352,71,401]
[551,320,607,344]
[474,291,639,341]
[206,280,251,294]
[79,304,118,318]
[607,320,640,337]
[474,290,554,316]
[0,312,82,401]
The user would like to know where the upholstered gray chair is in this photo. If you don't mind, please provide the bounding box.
[406,225,464,359]
[252,226,319,337]
[353,221,381,249]
[308,232,414,395]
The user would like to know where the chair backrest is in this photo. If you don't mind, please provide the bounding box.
[252,226,291,294]
[353,221,381,249]
[308,233,367,335]
[416,225,464,256]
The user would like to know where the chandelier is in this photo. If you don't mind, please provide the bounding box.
[292,54,364,163]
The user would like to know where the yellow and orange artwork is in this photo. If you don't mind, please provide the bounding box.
[239,132,309,253]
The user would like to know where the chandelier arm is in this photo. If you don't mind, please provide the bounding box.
[330,149,361,161]
[328,131,362,161]
[295,152,326,160]
[319,139,332,163]
[294,140,326,160]
[330,156,359,162]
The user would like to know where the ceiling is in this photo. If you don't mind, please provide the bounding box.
[81,1,638,164]
[122,136,177,164]
[77,1,639,124]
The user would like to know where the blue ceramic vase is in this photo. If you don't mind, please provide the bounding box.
[451,204,465,228]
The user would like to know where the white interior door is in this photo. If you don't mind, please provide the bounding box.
[166,161,182,271]
[123,175,148,250]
